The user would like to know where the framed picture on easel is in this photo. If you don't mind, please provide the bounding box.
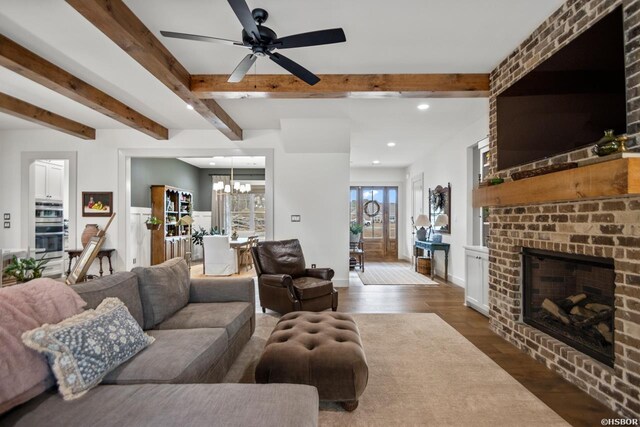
[66,213,115,285]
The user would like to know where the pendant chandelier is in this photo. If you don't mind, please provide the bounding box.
[213,158,251,194]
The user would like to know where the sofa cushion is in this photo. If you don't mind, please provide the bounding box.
[1,384,319,427]
[22,298,155,400]
[103,328,227,385]
[254,239,306,277]
[0,279,86,415]
[132,258,190,329]
[157,302,253,339]
[292,277,333,300]
[72,272,144,328]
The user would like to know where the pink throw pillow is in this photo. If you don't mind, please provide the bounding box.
[0,278,86,414]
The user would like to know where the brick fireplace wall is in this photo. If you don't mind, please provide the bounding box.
[488,0,640,418]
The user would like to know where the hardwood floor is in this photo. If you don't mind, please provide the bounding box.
[336,280,619,427]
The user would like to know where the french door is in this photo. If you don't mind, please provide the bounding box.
[350,186,398,260]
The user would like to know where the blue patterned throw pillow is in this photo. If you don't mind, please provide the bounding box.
[22,297,155,400]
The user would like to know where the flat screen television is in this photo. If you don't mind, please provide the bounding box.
[496,6,626,171]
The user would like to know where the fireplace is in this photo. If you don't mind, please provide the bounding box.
[522,248,615,366]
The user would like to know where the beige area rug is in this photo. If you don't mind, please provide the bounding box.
[357,262,438,285]
[224,313,569,427]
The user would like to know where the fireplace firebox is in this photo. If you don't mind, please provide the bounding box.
[522,248,615,366]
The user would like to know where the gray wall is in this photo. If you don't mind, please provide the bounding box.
[198,168,265,210]
[131,158,201,209]
[131,159,266,211]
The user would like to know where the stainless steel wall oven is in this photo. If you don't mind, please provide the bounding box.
[35,199,64,276]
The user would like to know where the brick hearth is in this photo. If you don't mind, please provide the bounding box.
[487,0,640,418]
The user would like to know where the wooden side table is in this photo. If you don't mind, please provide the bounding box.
[414,240,450,281]
[66,248,115,278]
[349,241,365,272]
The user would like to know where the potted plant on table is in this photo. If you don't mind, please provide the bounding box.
[349,222,363,244]
[145,216,162,231]
[3,256,49,283]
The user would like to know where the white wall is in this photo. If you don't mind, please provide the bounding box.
[350,167,406,183]
[405,116,489,287]
[0,128,350,286]
[350,167,409,260]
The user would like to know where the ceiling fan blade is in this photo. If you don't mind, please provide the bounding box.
[228,54,257,83]
[267,52,320,86]
[269,28,346,50]
[227,0,261,42]
[160,31,245,46]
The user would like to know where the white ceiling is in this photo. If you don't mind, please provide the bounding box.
[219,97,489,166]
[0,112,40,130]
[178,156,266,169]
[0,0,563,166]
[127,0,563,74]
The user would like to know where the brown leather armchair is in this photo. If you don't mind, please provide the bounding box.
[251,239,338,314]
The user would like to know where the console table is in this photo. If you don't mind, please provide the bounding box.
[414,240,450,281]
[66,248,115,278]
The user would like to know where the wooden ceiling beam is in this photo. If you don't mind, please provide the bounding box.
[0,34,167,140]
[66,0,243,140]
[190,74,491,99]
[0,92,96,139]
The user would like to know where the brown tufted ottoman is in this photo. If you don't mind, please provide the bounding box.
[255,311,368,411]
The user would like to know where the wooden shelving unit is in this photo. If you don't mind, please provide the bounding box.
[150,185,193,265]
[473,156,640,208]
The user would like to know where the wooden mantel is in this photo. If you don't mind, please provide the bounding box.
[472,156,640,207]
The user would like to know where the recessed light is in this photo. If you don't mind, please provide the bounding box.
[372,160,380,165]
[209,162,216,165]
[387,142,396,147]
[186,104,194,110]
[417,104,430,110]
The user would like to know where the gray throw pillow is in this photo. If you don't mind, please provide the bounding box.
[132,258,191,329]
[22,298,154,400]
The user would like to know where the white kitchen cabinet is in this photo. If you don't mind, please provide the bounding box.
[464,246,489,316]
[34,161,64,201]
[34,162,47,199]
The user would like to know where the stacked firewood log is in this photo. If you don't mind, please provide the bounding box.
[540,293,613,344]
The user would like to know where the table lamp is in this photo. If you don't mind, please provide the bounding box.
[431,214,449,242]
[434,214,449,228]
[177,215,194,268]
[414,214,430,241]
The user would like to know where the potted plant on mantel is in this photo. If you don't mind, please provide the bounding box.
[349,222,363,244]
[145,216,163,231]
[3,256,49,284]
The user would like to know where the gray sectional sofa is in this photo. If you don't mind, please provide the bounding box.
[1,258,319,427]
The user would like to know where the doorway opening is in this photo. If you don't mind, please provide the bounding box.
[350,186,398,260]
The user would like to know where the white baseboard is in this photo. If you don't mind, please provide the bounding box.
[333,278,349,288]
[448,274,465,288]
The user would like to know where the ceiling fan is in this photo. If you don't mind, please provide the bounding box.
[160,0,346,86]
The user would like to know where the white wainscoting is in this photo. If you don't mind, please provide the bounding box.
[128,208,211,268]
[129,207,152,269]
